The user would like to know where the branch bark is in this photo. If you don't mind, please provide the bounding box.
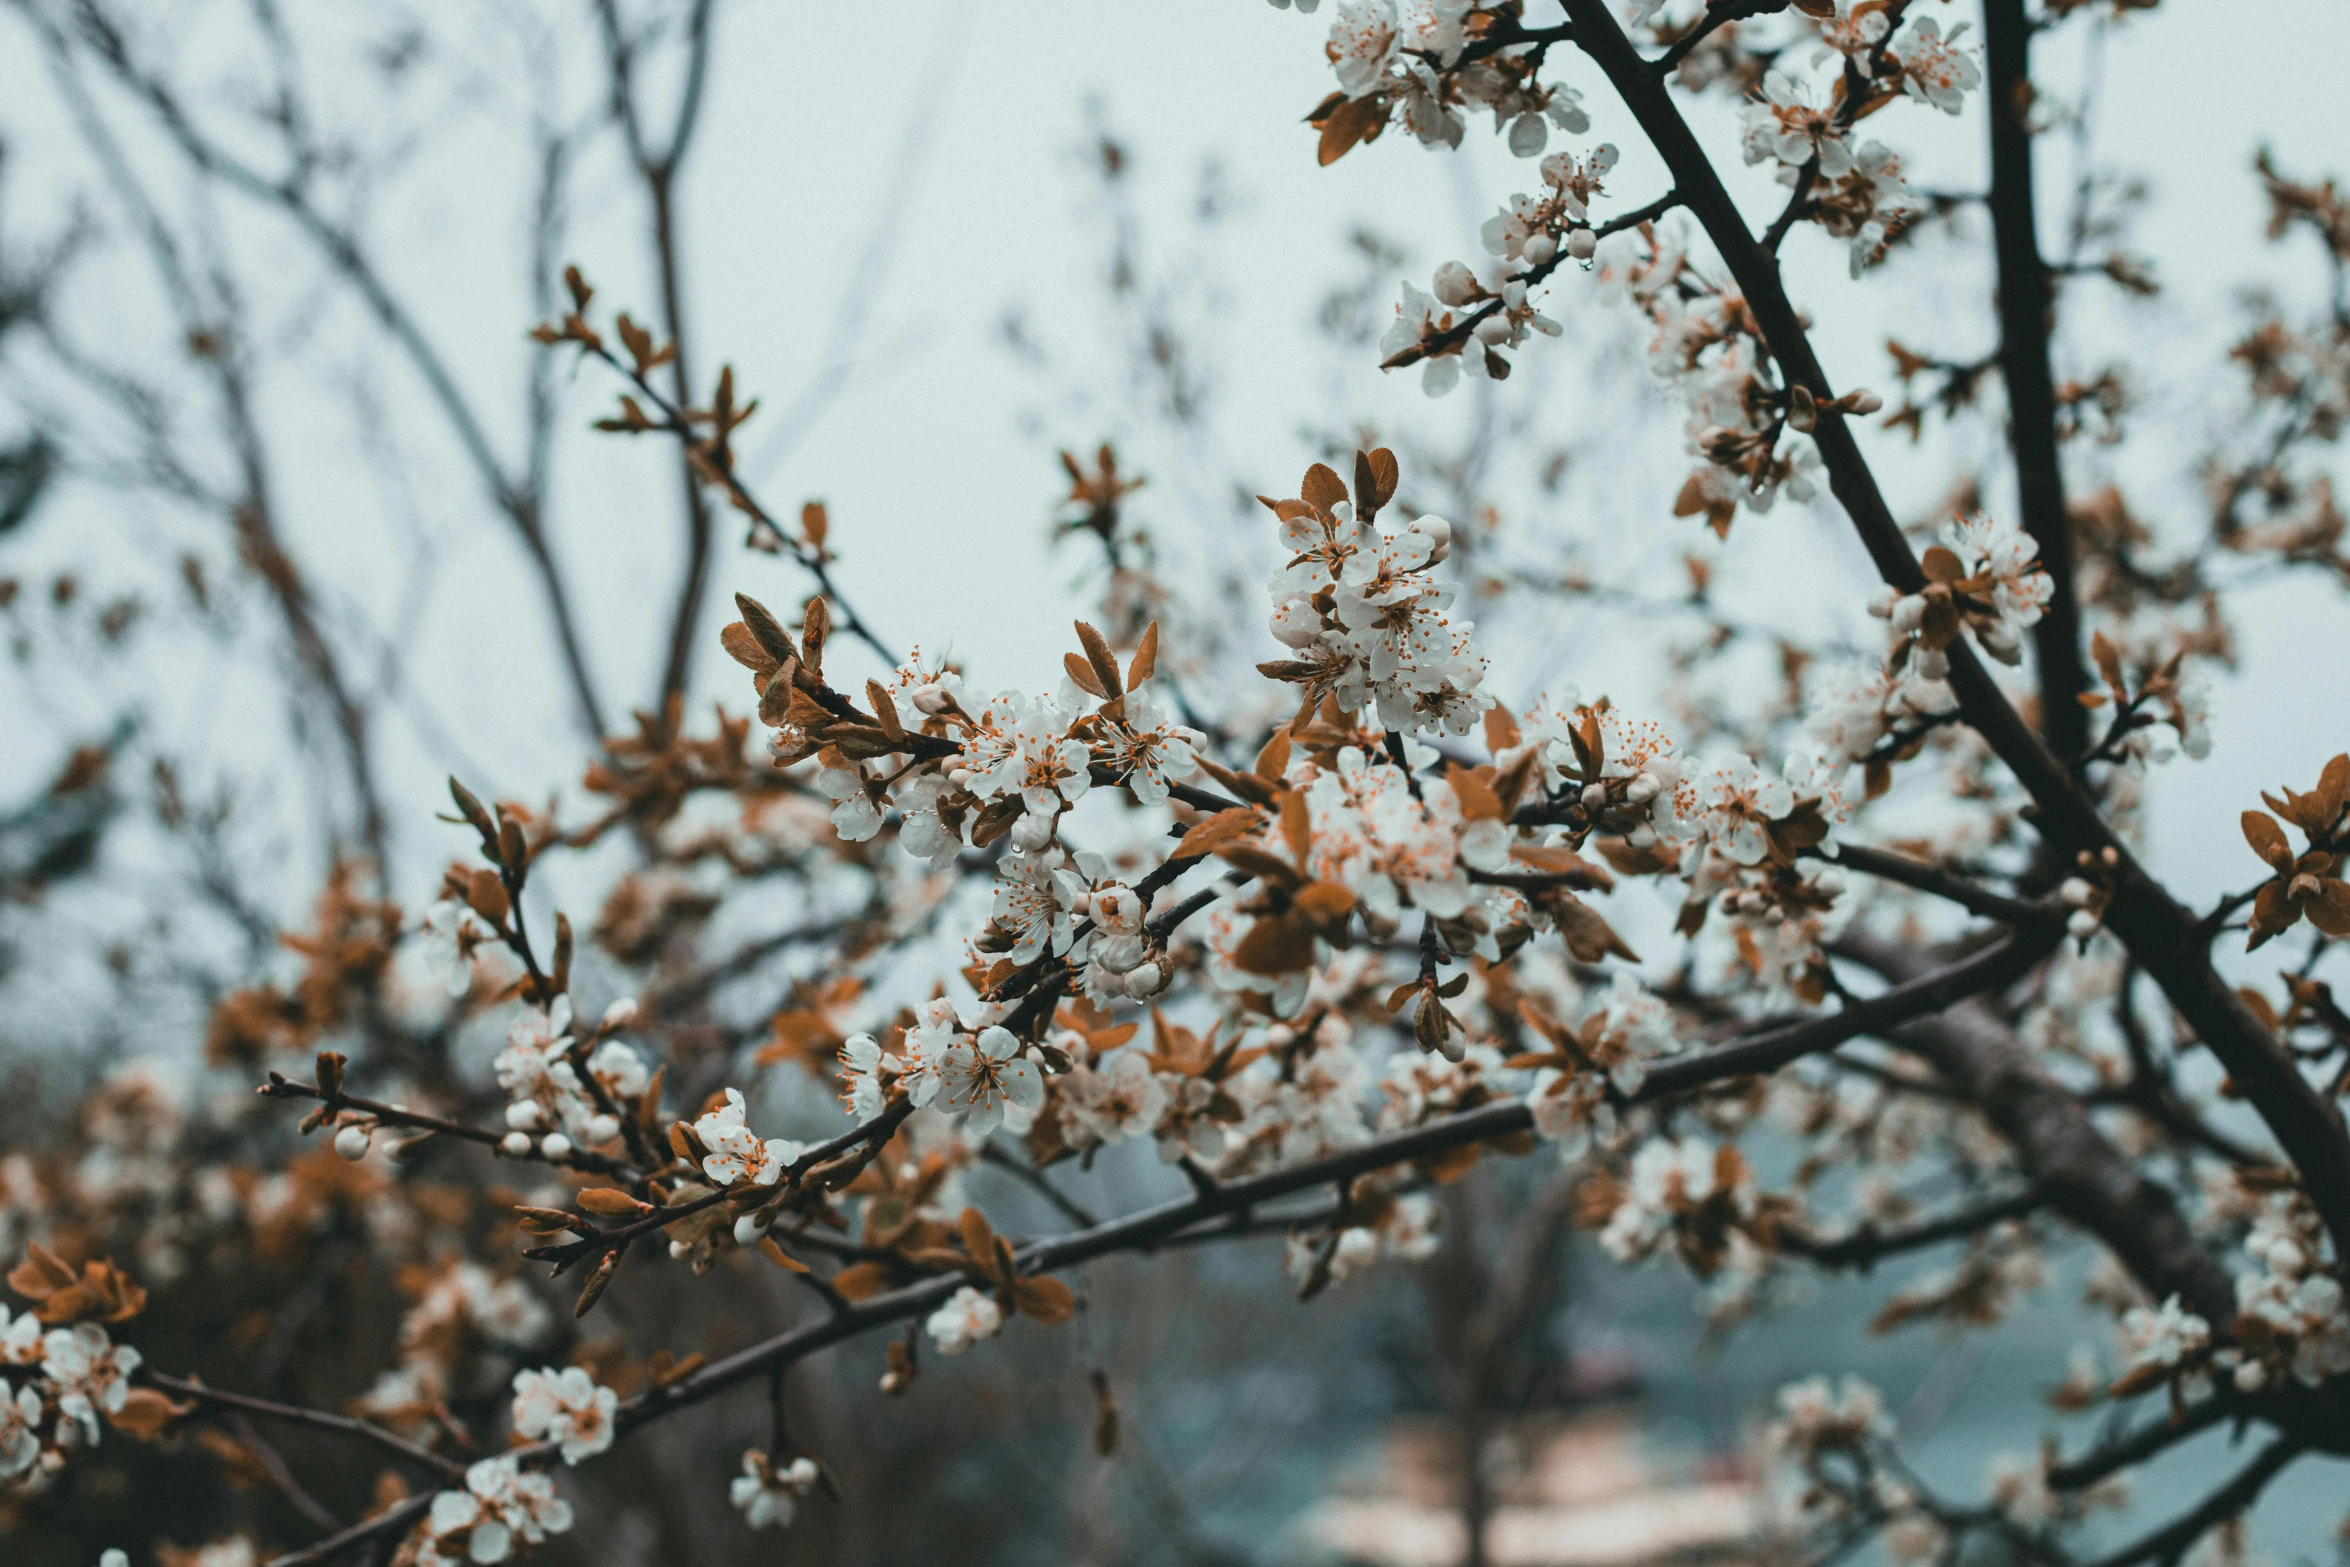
[1983,0,2091,762]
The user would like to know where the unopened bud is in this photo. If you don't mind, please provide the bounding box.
[2059,877,2094,907]
[1432,260,1481,309]
[600,997,640,1031]
[1581,783,1608,809]
[733,1213,768,1247]
[585,1114,621,1145]
[334,1124,372,1161]
[2066,909,2100,940]
[506,1100,545,1131]
[1567,227,1597,262]
[1524,232,1559,266]
[539,1132,574,1160]
[501,1131,533,1158]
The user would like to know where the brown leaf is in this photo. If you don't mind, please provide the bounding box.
[574,1250,620,1318]
[958,1207,1002,1281]
[1254,729,1293,784]
[2242,810,2294,874]
[799,596,831,678]
[829,1262,894,1301]
[2311,879,2350,938]
[1063,652,1109,699]
[1445,764,1502,822]
[1315,96,1387,165]
[1013,1274,1075,1324]
[854,685,901,745]
[1127,622,1160,690]
[1361,447,1400,514]
[1546,893,1641,964]
[757,1237,812,1273]
[1173,807,1262,860]
[1233,913,1316,975]
[801,501,829,549]
[465,868,510,925]
[108,1387,190,1441]
[1075,621,1124,699]
[576,1188,645,1217]
[1300,462,1349,516]
[734,594,798,667]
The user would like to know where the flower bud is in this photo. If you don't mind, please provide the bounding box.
[1473,313,1511,345]
[1580,783,1608,809]
[2065,909,2099,940]
[1524,232,1558,266]
[600,997,640,1031]
[733,1213,768,1247]
[1627,772,1661,804]
[501,1131,533,1157]
[506,1099,545,1131]
[585,1114,621,1145]
[1269,597,1323,648]
[540,1132,574,1160]
[1567,227,1597,262]
[1867,586,1899,619]
[1432,260,1481,309]
[334,1124,371,1161]
[910,683,952,716]
[1889,595,1926,633]
[1412,515,1452,563]
[2059,877,2093,907]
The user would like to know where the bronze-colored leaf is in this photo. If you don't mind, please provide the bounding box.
[1013,1274,1075,1325]
[1127,621,1160,690]
[1300,463,1348,516]
[1075,621,1123,699]
[2241,810,2293,873]
[830,1261,894,1301]
[1063,652,1109,698]
[577,1188,644,1217]
[734,594,798,667]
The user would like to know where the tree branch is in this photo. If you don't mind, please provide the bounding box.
[1983,0,2092,762]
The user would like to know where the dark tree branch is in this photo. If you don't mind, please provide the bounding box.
[1786,1186,2048,1271]
[2078,1437,2302,1567]
[141,1369,468,1484]
[1826,843,2059,930]
[1983,0,2093,763]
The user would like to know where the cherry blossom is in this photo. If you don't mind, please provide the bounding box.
[1889,15,1982,113]
[730,1448,821,1530]
[0,1379,38,1478]
[928,1025,1045,1137]
[41,1323,139,1444]
[510,1365,618,1465]
[692,1088,805,1188]
[925,1284,1004,1356]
